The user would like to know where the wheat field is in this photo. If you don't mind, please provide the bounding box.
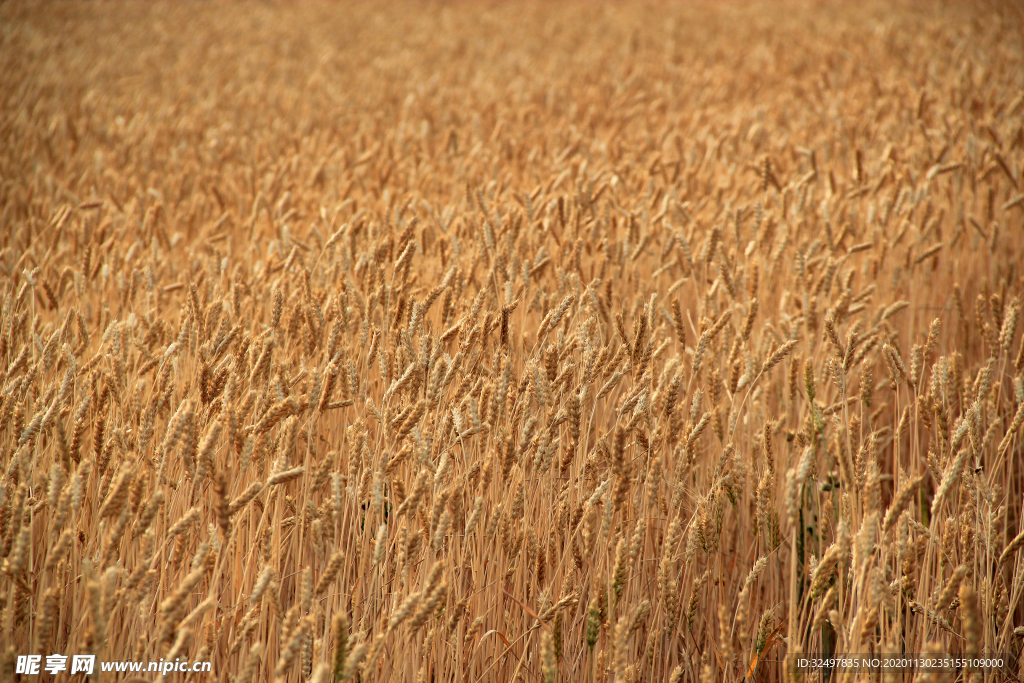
[1,1,1023,681]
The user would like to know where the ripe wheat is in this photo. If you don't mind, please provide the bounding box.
[1,1,1023,682]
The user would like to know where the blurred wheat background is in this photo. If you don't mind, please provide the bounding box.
[1,1,1023,681]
